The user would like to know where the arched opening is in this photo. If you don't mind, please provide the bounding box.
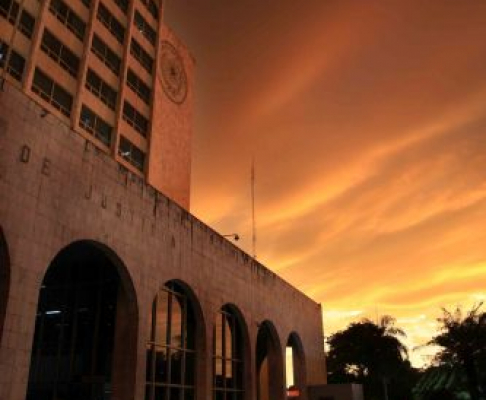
[256,320,284,400]
[0,227,10,345]
[26,241,138,400]
[213,304,250,400]
[145,280,205,400]
[286,332,307,400]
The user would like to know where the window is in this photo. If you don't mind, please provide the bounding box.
[85,68,118,110]
[130,38,153,74]
[91,34,121,75]
[49,0,86,41]
[40,29,80,78]
[118,136,145,171]
[0,41,25,82]
[32,68,73,117]
[140,0,158,21]
[18,9,35,38]
[134,10,156,46]
[126,68,151,104]
[112,0,128,14]
[79,105,113,146]
[123,101,148,137]
[145,282,196,400]
[0,0,19,24]
[97,2,125,44]
[213,307,244,400]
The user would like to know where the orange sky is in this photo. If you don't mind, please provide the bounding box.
[166,1,486,367]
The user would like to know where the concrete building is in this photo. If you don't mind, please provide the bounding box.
[0,1,333,400]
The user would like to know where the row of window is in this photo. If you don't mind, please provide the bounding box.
[49,0,86,41]
[91,33,121,75]
[31,68,73,118]
[40,29,80,78]
[130,38,153,74]
[0,0,35,39]
[118,135,145,171]
[127,68,151,104]
[97,1,125,44]
[80,105,146,171]
[29,65,147,172]
[123,100,148,136]
[134,10,156,46]
[140,0,158,21]
[85,68,118,110]
[79,104,112,146]
[0,40,25,82]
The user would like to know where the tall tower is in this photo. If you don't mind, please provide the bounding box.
[0,0,194,208]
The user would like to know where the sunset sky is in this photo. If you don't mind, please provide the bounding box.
[166,1,486,367]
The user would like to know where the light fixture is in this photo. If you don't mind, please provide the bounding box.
[223,233,239,241]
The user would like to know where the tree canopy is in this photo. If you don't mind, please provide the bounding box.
[327,316,415,400]
[428,303,486,400]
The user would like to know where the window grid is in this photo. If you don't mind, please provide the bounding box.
[134,10,156,46]
[118,135,145,171]
[130,38,153,74]
[97,2,125,44]
[91,34,121,75]
[213,310,244,400]
[122,101,148,137]
[31,68,73,117]
[145,283,196,400]
[79,104,113,146]
[40,29,80,78]
[85,68,118,110]
[126,68,151,104]
[49,0,86,41]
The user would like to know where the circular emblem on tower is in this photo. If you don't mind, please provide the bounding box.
[159,41,188,105]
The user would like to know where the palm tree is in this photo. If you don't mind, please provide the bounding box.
[428,303,486,400]
[327,315,409,400]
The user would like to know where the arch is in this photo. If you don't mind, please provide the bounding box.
[26,240,139,400]
[145,279,206,400]
[256,320,285,400]
[286,332,307,400]
[212,303,251,400]
[0,226,10,345]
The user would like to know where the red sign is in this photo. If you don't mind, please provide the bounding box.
[287,388,300,397]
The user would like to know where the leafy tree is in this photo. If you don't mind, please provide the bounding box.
[428,303,486,400]
[327,316,414,400]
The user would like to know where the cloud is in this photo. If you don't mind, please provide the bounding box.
[169,1,486,367]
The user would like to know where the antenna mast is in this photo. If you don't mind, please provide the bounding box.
[251,158,257,259]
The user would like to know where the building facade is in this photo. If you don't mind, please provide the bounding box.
[1,0,192,208]
[0,1,329,400]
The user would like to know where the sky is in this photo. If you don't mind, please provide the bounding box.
[165,1,486,367]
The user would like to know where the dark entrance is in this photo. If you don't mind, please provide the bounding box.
[256,321,284,400]
[27,241,138,400]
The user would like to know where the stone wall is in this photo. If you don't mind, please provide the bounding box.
[0,83,327,400]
